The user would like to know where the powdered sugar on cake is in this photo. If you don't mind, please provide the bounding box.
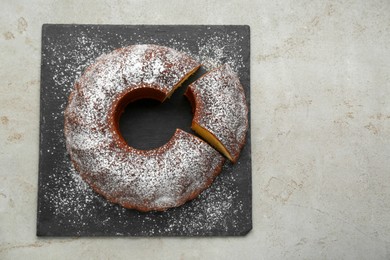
[64,44,225,211]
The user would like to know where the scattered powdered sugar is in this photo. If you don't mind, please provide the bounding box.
[42,162,133,234]
[196,32,246,72]
[162,170,244,235]
[44,33,113,93]
[44,166,95,220]
[166,30,246,72]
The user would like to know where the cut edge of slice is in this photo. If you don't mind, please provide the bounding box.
[164,65,201,101]
[192,122,234,162]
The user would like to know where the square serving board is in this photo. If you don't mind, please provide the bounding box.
[37,24,251,236]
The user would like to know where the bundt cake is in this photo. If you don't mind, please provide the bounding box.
[185,64,248,163]
[64,44,225,211]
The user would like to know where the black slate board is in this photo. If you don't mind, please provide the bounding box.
[37,24,251,236]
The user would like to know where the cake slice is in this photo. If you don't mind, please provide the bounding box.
[185,64,248,163]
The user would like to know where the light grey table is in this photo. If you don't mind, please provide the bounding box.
[1,0,389,259]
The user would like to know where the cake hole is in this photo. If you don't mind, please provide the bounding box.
[119,85,194,150]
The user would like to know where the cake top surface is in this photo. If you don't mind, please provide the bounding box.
[64,44,224,211]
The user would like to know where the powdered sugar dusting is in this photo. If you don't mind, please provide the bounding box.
[64,45,226,211]
[44,166,96,220]
[163,170,244,235]
[197,32,246,72]
[166,29,246,72]
[121,45,198,92]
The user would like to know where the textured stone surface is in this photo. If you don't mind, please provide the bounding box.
[1,0,390,259]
